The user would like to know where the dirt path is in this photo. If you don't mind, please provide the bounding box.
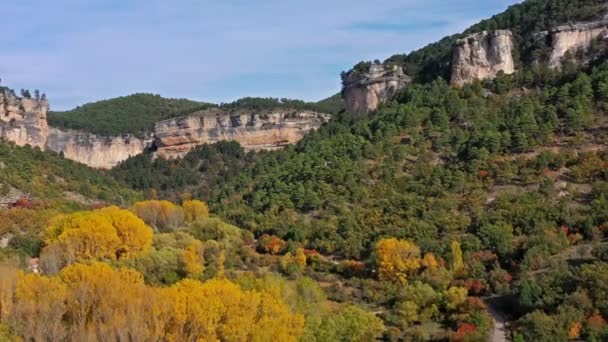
[487,302,509,342]
[484,295,514,342]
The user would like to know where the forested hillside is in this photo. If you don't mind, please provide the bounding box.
[384,0,608,82]
[0,141,140,208]
[109,0,608,340]
[48,93,212,137]
[3,0,608,341]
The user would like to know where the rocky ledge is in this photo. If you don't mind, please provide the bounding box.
[154,109,330,159]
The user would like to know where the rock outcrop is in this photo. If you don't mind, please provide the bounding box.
[0,90,48,149]
[45,129,150,169]
[0,90,330,168]
[154,109,330,159]
[341,64,410,114]
[543,21,608,68]
[450,30,515,86]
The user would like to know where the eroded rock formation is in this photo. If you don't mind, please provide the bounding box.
[450,30,515,86]
[544,21,608,68]
[0,90,48,149]
[341,64,410,114]
[154,109,330,159]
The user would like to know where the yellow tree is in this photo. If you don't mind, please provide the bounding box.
[0,265,18,324]
[451,241,464,273]
[98,206,153,258]
[59,262,148,341]
[43,207,153,268]
[295,248,307,270]
[50,211,121,262]
[130,200,184,231]
[183,200,209,223]
[376,238,421,283]
[182,240,205,278]
[421,252,440,269]
[14,273,68,341]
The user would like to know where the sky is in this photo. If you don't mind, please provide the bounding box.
[0,0,520,110]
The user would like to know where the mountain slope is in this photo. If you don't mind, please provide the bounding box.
[0,141,141,208]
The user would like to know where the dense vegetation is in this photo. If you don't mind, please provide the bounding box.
[111,59,608,339]
[0,141,140,209]
[48,93,212,137]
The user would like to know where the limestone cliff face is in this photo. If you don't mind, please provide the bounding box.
[45,129,150,169]
[0,90,48,149]
[341,64,410,114]
[0,90,330,168]
[154,109,329,159]
[451,30,515,86]
[543,21,608,68]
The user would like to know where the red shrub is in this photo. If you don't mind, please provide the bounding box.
[452,323,476,341]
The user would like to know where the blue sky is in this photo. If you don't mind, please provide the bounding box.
[0,0,520,110]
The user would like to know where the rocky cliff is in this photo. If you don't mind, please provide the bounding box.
[0,90,48,149]
[0,90,330,168]
[450,30,515,86]
[45,129,150,169]
[341,64,410,114]
[541,21,608,68]
[154,109,330,159]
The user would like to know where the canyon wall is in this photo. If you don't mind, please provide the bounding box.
[0,90,329,168]
[341,64,410,114]
[450,30,515,86]
[45,129,150,169]
[154,109,330,159]
[544,21,608,68]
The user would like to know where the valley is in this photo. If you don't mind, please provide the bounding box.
[1,0,608,341]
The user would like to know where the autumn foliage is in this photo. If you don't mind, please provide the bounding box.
[182,200,209,223]
[130,200,184,231]
[2,263,304,341]
[376,238,421,283]
[41,207,153,272]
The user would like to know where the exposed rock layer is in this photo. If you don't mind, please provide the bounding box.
[154,109,330,159]
[450,30,515,86]
[545,21,608,68]
[341,64,410,114]
[0,90,329,168]
[45,129,150,169]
